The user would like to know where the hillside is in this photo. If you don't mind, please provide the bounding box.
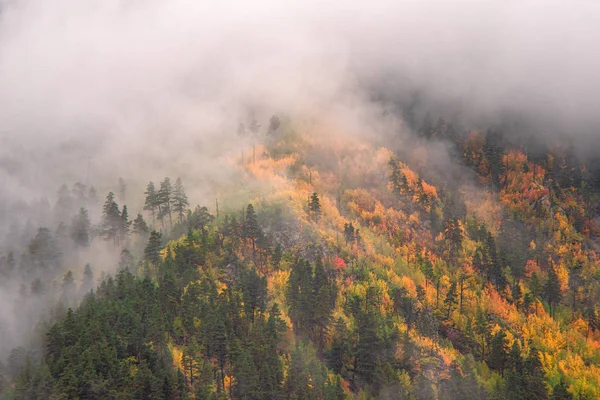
[2,119,600,400]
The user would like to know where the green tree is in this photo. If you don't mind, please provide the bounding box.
[488,329,508,376]
[120,205,131,241]
[444,281,458,319]
[474,307,490,360]
[158,178,173,228]
[234,349,259,400]
[144,231,163,266]
[550,380,573,400]
[544,267,562,317]
[172,178,189,224]
[144,181,159,227]
[70,207,91,247]
[101,192,121,245]
[244,204,260,258]
[132,213,149,236]
[309,192,322,222]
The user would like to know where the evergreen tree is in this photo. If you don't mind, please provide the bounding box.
[144,182,159,227]
[80,263,94,295]
[524,347,548,400]
[144,231,163,266]
[119,248,135,271]
[474,307,490,360]
[120,205,131,240]
[550,380,573,400]
[444,281,458,319]
[234,349,259,400]
[70,207,91,247]
[172,178,189,224]
[512,281,523,310]
[101,192,121,245]
[158,178,173,228]
[544,267,562,317]
[309,192,322,222]
[132,213,149,236]
[244,204,260,257]
[488,329,508,375]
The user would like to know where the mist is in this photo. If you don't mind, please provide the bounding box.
[0,0,599,375]
[2,1,598,192]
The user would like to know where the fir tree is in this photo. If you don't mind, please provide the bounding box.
[120,205,131,241]
[101,192,121,245]
[144,231,162,266]
[158,178,173,228]
[244,204,260,257]
[444,281,458,319]
[144,182,159,227]
[309,192,322,222]
[172,178,189,224]
[70,207,91,247]
[132,213,149,236]
[544,267,562,317]
[489,329,508,376]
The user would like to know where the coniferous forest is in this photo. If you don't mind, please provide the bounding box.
[2,116,600,399]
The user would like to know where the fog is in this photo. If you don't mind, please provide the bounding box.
[0,0,598,370]
[1,1,598,192]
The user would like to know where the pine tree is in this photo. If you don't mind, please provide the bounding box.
[309,192,322,222]
[234,349,259,400]
[524,347,548,400]
[550,380,573,400]
[544,267,562,317]
[474,307,490,360]
[512,281,523,310]
[244,204,260,258]
[120,205,131,241]
[70,207,91,247]
[444,281,458,319]
[388,158,402,195]
[144,231,162,266]
[119,249,135,271]
[489,329,508,376]
[172,178,189,224]
[80,263,94,295]
[343,223,355,245]
[132,213,149,236]
[101,192,121,245]
[158,178,173,228]
[144,182,159,227]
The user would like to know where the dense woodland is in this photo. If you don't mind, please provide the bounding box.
[1,114,600,399]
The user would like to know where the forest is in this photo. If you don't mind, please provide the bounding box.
[1,113,600,400]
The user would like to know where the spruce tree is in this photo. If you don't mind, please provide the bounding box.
[444,281,458,319]
[120,205,131,241]
[489,329,508,375]
[171,178,189,224]
[309,192,322,222]
[544,267,562,317]
[144,231,163,266]
[550,380,573,400]
[158,178,173,228]
[101,192,121,245]
[144,182,158,227]
[244,204,260,257]
[132,213,149,236]
[70,207,91,247]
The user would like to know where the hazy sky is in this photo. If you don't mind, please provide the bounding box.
[0,0,599,199]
